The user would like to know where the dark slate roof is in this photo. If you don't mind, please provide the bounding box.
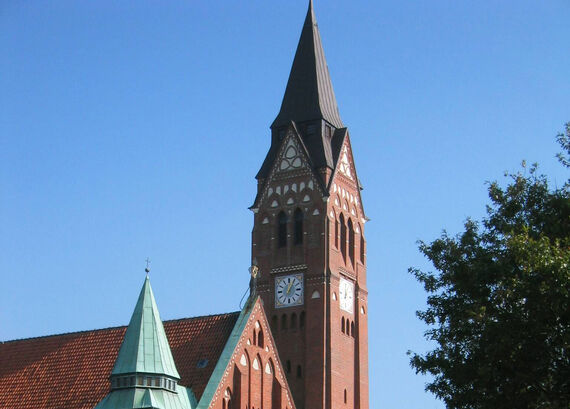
[0,312,239,409]
[271,0,343,129]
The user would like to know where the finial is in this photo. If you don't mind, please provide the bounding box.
[145,257,151,276]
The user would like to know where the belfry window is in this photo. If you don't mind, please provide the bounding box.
[348,219,355,266]
[335,217,339,248]
[291,313,297,329]
[339,214,347,262]
[278,211,288,248]
[294,208,303,245]
[360,231,365,263]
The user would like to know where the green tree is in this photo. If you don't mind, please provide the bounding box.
[409,124,570,409]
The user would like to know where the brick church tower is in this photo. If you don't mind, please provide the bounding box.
[250,2,369,409]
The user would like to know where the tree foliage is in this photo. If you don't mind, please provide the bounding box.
[409,124,570,409]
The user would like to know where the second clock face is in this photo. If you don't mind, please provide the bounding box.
[275,274,304,308]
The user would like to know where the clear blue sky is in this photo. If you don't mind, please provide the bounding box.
[1,1,569,408]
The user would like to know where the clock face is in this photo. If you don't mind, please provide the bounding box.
[275,274,304,308]
[339,277,354,313]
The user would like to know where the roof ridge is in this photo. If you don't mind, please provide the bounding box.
[1,311,241,344]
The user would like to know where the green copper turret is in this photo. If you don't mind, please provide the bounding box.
[93,276,196,409]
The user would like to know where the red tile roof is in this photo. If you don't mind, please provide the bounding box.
[0,312,239,409]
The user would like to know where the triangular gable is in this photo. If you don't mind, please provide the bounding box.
[197,297,295,409]
[328,132,367,220]
[252,123,327,210]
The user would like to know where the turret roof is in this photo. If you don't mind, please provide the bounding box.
[111,276,180,379]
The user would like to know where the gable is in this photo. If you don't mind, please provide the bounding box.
[329,135,366,221]
[253,126,327,211]
[198,297,295,409]
[0,313,239,409]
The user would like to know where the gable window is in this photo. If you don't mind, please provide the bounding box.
[278,211,288,248]
[258,329,264,348]
[294,208,303,245]
[325,124,332,139]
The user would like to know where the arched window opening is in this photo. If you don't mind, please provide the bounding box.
[348,218,355,266]
[258,329,264,348]
[344,389,347,404]
[272,315,278,332]
[294,208,303,245]
[253,330,257,346]
[281,314,288,331]
[341,317,345,333]
[339,214,347,262]
[290,313,297,329]
[300,311,305,329]
[278,211,288,248]
[286,360,291,374]
[296,365,302,379]
[335,216,339,249]
[360,229,365,263]
[351,321,355,337]
[222,399,226,409]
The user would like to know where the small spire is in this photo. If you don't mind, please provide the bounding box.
[271,0,343,129]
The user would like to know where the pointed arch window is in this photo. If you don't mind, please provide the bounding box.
[360,227,365,263]
[300,311,305,329]
[258,329,264,348]
[339,214,347,262]
[335,216,339,249]
[281,314,288,331]
[341,317,345,333]
[348,219,355,266]
[291,313,297,329]
[294,208,303,245]
[278,211,288,248]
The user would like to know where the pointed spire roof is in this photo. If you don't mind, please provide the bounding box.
[111,276,180,379]
[272,0,343,129]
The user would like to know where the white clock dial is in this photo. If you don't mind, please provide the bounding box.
[339,277,354,313]
[275,274,304,308]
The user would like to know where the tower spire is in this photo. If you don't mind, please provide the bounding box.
[271,0,343,129]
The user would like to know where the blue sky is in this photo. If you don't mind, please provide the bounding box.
[1,1,569,408]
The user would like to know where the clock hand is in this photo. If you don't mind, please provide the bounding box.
[286,280,293,295]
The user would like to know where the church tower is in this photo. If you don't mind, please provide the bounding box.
[250,2,369,409]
